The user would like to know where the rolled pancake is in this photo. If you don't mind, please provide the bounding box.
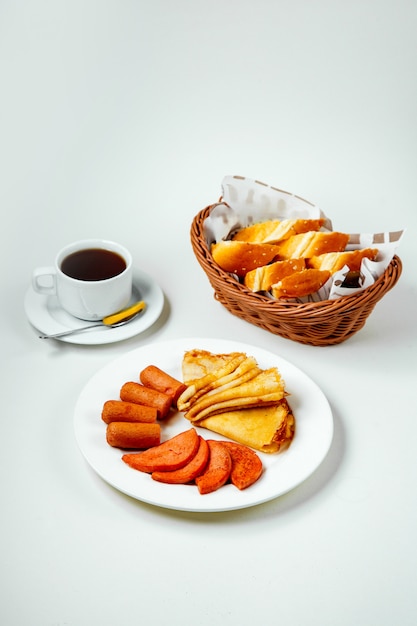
[179,349,295,453]
[178,358,261,412]
[185,368,286,422]
[178,353,254,410]
[181,350,246,385]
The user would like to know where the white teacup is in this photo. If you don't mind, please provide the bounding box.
[32,239,133,321]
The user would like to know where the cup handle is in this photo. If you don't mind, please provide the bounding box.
[32,267,57,295]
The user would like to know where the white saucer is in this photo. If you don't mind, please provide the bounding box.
[24,268,164,345]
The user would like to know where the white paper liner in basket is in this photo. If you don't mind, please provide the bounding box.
[203,176,404,303]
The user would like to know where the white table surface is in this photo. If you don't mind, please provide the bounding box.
[1,2,416,625]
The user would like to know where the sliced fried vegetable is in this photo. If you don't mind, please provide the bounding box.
[220,441,263,489]
[122,428,199,473]
[195,440,232,495]
[151,436,209,484]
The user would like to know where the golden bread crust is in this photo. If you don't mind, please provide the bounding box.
[210,220,377,300]
[244,258,306,291]
[271,269,331,299]
[273,231,349,259]
[232,218,325,243]
[307,248,379,273]
[211,241,279,277]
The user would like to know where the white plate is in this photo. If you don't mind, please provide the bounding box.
[24,269,164,345]
[74,338,334,512]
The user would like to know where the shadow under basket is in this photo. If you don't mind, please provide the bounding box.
[191,205,403,346]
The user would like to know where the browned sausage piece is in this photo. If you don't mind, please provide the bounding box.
[120,382,172,419]
[106,422,161,449]
[101,400,158,424]
[139,365,187,406]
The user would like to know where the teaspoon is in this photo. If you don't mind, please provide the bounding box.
[38,300,146,339]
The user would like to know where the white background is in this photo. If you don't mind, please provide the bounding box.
[1,2,416,625]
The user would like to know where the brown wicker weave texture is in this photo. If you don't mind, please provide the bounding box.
[191,206,402,346]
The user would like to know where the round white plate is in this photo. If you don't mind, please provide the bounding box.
[74,338,334,512]
[24,269,164,345]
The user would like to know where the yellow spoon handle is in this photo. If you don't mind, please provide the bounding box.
[102,300,146,326]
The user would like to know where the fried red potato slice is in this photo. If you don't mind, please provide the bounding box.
[220,441,263,490]
[122,428,200,473]
[151,436,210,484]
[195,440,232,495]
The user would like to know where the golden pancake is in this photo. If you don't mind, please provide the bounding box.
[178,356,260,412]
[178,351,249,410]
[198,399,295,454]
[179,349,295,454]
[181,349,245,383]
[185,367,286,422]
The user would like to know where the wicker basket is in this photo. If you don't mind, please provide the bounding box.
[191,205,403,346]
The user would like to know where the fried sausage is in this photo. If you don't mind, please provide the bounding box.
[101,400,158,424]
[120,382,172,419]
[106,422,161,449]
[139,365,187,406]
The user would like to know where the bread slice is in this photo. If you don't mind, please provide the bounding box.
[271,269,331,299]
[244,258,306,292]
[232,218,325,244]
[307,248,379,274]
[273,231,349,259]
[211,240,280,277]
